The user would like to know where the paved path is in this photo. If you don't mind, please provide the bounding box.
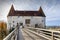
[17,27,24,40]
[17,27,47,40]
[22,29,33,40]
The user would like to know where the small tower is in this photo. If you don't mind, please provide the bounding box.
[8,4,15,16]
[38,7,46,17]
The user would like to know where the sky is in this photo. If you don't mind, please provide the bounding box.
[0,0,60,26]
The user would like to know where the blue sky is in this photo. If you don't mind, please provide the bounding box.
[0,0,60,26]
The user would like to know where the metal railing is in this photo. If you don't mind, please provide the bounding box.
[26,27,60,40]
[3,27,18,40]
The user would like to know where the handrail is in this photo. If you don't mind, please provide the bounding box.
[26,27,60,40]
[3,27,18,40]
[26,27,60,33]
[3,27,60,40]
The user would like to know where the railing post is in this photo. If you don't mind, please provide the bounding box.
[37,29,40,34]
[15,35,17,40]
[15,28,18,40]
[51,31,54,40]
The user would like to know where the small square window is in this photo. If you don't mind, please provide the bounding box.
[25,19,30,24]
[13,21,14,23]
[18,16,20,18]
[42,20,44,22]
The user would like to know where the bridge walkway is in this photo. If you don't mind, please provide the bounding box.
[19,28,47,40]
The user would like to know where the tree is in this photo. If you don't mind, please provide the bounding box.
[0,22,7,40]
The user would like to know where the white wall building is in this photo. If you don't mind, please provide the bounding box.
[7,5,46,30]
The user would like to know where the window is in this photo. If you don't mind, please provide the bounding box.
[9,23,11,25]
[20,23,23,25]
[25,19,30,24]
[42,20,44,22]
[18,16,20,18]
[13,21,14,23]
[13,25,14,27]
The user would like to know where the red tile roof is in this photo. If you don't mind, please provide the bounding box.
[8,5,46,17]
